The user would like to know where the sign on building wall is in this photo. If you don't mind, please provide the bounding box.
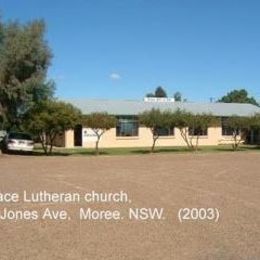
[82,128,100,143]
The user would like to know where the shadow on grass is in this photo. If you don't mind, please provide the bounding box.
[216,145,260,152]
[1,150,71,156]
[3,150,111,156]
[70,150,110,156]
[132,145,260,154]
[130,147,192,154]
[242,145,260,150]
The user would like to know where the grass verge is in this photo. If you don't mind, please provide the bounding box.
[30,144,260,156]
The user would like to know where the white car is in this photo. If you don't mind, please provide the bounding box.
[3,132,34,153]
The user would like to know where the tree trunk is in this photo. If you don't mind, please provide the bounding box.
[180,129,187,147]
[189,136,195,150]
[48,133,57,155]
[180,129,192,150]
[95,136,100,155]
[39,134,48,155]
[233,134,239,151]
[49,143,53,155]
[151,138,156,153]
[195,135,199,151]
[151,134,158,153]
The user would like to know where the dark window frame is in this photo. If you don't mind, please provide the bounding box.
[116,116,139,137]
[188,127,208,136]
[155,127,175,136]
[221,117,240,136]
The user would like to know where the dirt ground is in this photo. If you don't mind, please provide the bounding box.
[0,152,259,260]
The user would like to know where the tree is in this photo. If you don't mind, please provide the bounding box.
[146,86,167,98]
[223,116,251,151]
[82,113,116,155]
[218,89,258,106]
[249,114,260,145]
[139,109,172,152]
[155,86,167,97]
[146,93,155,97]
[174,91,182,102]
[24,100,81,155]
[0,19,54,130]
[250,114,260,130]
[0,113,4,130]
[173,110,218,150]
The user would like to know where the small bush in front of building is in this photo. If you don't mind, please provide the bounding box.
[24,100,81,155]
[82,113,116,155]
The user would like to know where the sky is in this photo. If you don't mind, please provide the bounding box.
[0,0,260,102]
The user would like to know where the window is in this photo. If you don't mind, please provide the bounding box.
[221,118,239,136]
[155,127,174,136]
[222,126,236,136]
[116,116,139,137]
[189,127,207,136]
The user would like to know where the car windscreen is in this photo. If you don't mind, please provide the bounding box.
[9,133,32,140]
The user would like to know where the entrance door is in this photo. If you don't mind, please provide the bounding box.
[74,125,82,146]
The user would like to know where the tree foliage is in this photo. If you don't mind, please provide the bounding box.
[82,113,116,155]
[224,116,252,151]
[146,93,155,97]
[155,86,167,97]
[0,19,54,130]
[24,100,81,155]
[218,89,258,106]
[139,109,173,152]
[146,86,167,98]
[250,114,260,130]
[172,110,219,150]
[174,91,182,102]
[0,113,3,130]
[140,109,218,151]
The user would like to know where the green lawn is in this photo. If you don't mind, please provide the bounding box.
[33,144,260,156]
